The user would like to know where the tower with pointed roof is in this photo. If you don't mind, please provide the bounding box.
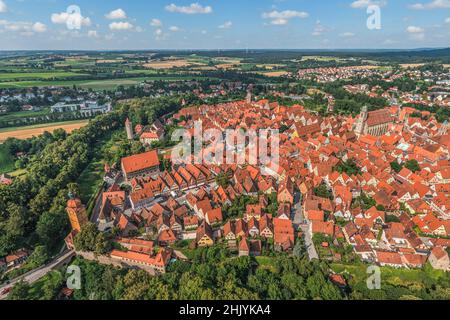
[66,198,88,233]
[125,118,133,140]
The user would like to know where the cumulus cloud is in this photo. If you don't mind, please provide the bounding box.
[105,8,127,20]
[409,0,450,9]
[0,20,47,34]
[406,25,424,33]
[446,17,450,23]
[406,26,425,41]
[339,32,355,37]
[169,26,180,32]
[87,30,98,38]
[32,22,47,33]
[150,18,162,27]
[165,3,212,14]
[0,0,7,13]
[51,11,91,27]
[350,0,387,8]
[262,10,309,25]
[109,21,133,31]
[218,21,232,29]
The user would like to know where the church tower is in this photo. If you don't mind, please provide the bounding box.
[66,197,88,233]
[354,106,368,136]
[125,118,133,140]
[246,90,252,104]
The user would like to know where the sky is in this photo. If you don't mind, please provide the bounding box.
[0,0,448,50]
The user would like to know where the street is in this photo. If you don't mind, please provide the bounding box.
[292,192,319,261]
[0,251,75,300]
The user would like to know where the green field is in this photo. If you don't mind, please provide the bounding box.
[0,75,217,90]
[0,108,52,122]
[0,72,86,81]
[0,144,15,174]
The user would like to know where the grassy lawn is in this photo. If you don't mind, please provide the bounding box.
[77,148,105,204]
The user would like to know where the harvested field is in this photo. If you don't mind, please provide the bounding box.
[0,120,89,142]
[144,59,196,69]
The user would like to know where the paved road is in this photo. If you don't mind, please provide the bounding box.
[292,192,319,261]
[0,250,75,300]
[300,223,319,261]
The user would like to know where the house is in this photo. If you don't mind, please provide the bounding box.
[140,132,161,145]
[224,221,236,242]
[238,237,262,257]
[183,215,199,231]
[158,229,177,246]
[116,214,138,237]
[245,204,263,221]
[273,218,295,251]
[110,247,172,274]
[375,250,404,268]
[121,150,160,181]
[196,221,214,247]
[259,214,274,238]
[311,221,335,237]
[205,208,223,226]
[428,246,450,271]
[277,203,291,220]
[277,178,294,204]
[5,249,29,269]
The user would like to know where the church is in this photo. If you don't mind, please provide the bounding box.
[354,106,393,137]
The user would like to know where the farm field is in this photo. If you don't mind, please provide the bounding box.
[0,75,216,90]
[0,71,86,81]
[256,71,289,77]
[0,120,89,142]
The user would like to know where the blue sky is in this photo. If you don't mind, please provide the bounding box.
[0,0,448,50]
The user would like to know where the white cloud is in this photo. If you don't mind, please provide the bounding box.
[350,0,387,8]
[406,26,425,41]
[155,28,167,40]
[51,11,91,27]
[446,17,450,23]
[0,0,7,13]
[218,21,232,29]
[409,0,450,9]
[87,30,98,38]
[109,21,133,31]
[32,22,47,33]
[150,18,162,27]
[312,20,329,36]
[169,26,180,32]
[406,25,424,33]
[262,10,309,25]
[340,32,355,37]
[0,20,47,34]
[165,3,212,14]
[105,8,127,20]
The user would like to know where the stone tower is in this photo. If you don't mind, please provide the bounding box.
[66,198,88,233]
[125,118,133,140]
[354,106,368,136]
[246,90,252,104]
